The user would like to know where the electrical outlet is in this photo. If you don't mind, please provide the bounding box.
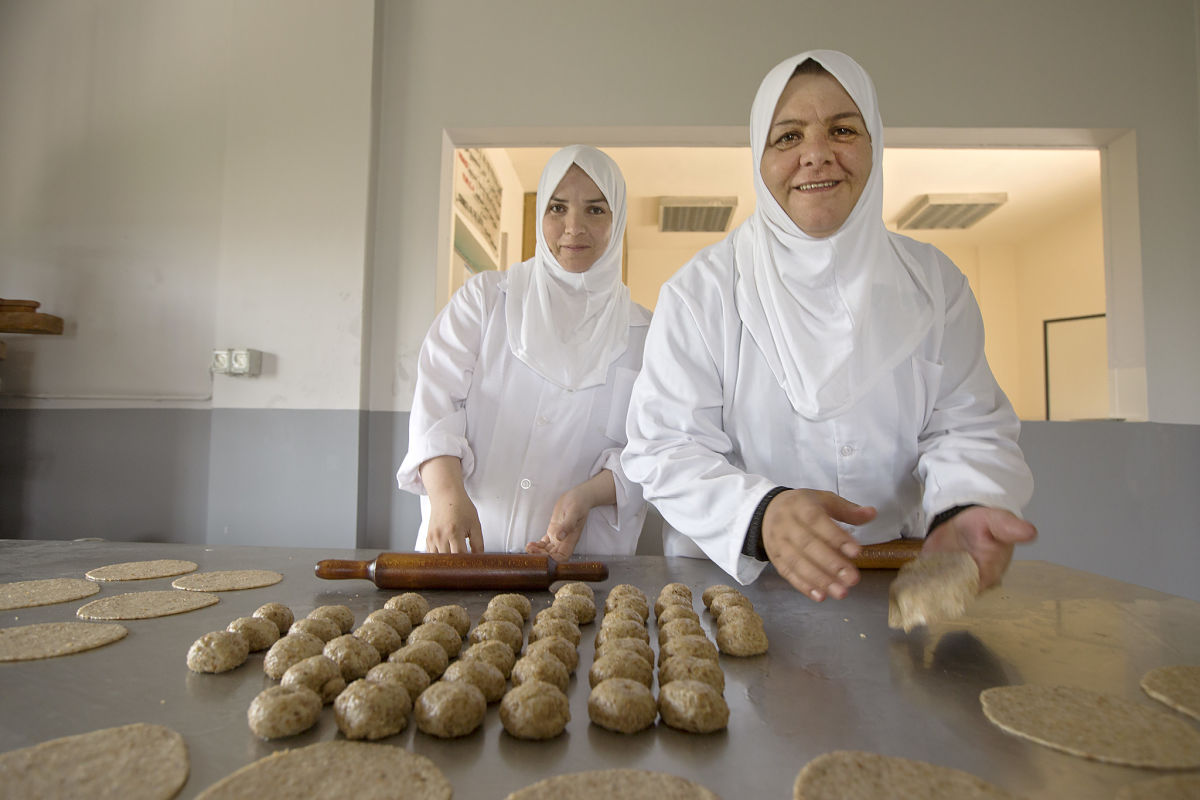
[229,348,262,376]
[211,349,231,374]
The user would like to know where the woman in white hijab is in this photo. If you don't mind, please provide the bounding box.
[623,51,1036,600]
[398,145,650,560]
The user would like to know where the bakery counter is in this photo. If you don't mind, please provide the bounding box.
[2,539,1199,798]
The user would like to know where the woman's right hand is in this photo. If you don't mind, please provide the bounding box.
[419,455,484,553]
[762,489,876,601]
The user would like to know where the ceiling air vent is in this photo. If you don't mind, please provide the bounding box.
[894,193,1007,230]
[658,197,738,233]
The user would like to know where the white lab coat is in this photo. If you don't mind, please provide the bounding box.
[398,270,651,554]
[622,233,1033,585]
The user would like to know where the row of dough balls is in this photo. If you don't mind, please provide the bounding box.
[702,585,769,657]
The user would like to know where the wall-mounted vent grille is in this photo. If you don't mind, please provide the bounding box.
[894,193,1007,230]
[659,197,738,233]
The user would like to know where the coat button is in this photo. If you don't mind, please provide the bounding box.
[840,445,855,457]
[520,479,532,489]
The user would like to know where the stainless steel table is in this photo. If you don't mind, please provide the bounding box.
[2,539,1199,798]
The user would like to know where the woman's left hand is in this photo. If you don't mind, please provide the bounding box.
[527,470,618,563]
[922,506,1038,589]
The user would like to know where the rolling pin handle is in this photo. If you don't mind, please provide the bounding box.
[314,558,371,581]
[552,560,609,583]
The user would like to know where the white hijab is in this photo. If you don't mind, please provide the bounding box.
[734,50,934,420]
[505,145,632,391]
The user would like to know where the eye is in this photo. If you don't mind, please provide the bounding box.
[832,126,859,137]
[547,203,566,214]
[772,131,801,148]
[587,205,608,216]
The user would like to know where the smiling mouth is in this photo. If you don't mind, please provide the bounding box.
[794,180,839,192]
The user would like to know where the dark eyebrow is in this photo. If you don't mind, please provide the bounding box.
[770,111,864,130]
[549,195,609,205]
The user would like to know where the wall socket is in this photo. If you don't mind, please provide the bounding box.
[211,348,262,377]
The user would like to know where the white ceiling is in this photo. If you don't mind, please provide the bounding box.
[501,145,1101,252]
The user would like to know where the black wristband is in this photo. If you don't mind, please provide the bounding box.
[928,504,979,535]
[742,486,790,562]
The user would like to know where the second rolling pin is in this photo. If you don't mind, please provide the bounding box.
[314,552,608,591]
[852,538,925,569]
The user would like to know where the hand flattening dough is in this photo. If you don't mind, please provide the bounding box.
[887,552,979,632]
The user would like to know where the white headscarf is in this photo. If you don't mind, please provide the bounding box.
[733,50,934,420]
[505,145,632,391]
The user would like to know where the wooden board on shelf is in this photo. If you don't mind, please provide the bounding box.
[0,299,64,335]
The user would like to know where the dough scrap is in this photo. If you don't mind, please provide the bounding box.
[793,750,1017,799]
[0,621,127,662]
[171,570,282,592]
[1140,665,1200,721]
[85,559,198,582]
[0,577,99,610]
[0,723,188,800]
[195,740,451,800]
[505,769,720,800]
[980,684,1200,768]
[887,552,979,632]
[76,590,219,620]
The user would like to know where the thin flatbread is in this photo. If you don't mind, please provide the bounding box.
[171,570,282,592]
[0,577,100,610]
[793,750,1017,800]
[0,723,187,800]
[77,590,219,620]
[1140,665,1200,721]
[980,685,1200,769]
[0,621,128,662]
[1115,774,1200,800]
[86,559,198,582]
[195,740,450,800]
[887,552,979,632]
[505,769,721,800]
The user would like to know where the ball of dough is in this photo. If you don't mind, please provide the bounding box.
[659,635,718,666]
[658,679,729,733]
[607,583,647,603]
[488,593,532,622]
[589,651,653,689]
[595,636,655,667]
[603,607,646,626]
[282,654,346,703]
[354,620,403,658]
[247,685,322,739]
[187,630,249,673]
[716,605,764,629]
[595,620,649,649]
[534,605,577,626]
[460,639,517,679]
[605,594,650,622]
[654,591,693,620]
[716,619,769,657]
[308,604,354,634]
[709,591,753,620]
[366,660,431,699]
[530,617,581,647]
[657,617,705,645]
[552,594,596,625]
[408,621,463,658]
[481,603,525,628]
[655,604,700,627]
[468,619,524,655]
[659,655,725,694]
[414,680,486,738]
[512,651,571,694]
[227,616,280,652]
[290,616,341,643]
[701,584,738,609]
[388,639,449,679]
[423,604,471,638]
[659,582,693,602]
[384,592,429,626]
[555,581,595,602]
[588,677,658,734]
[263,631,325,679]
[324,633,382,681]
[443,657,506,703]
[500,679,570,740]
[334,678,411,740]
[364,608,413,640]
[253,602,294,635]
[524,635,579,674]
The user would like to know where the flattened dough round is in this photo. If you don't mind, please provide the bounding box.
[1115,774,1200,800]
[505,769,719,800]
[0,622,127,662]
[77,590,219,620]
[171,570,282,592]
[980,684,1200,768]
[0,577,99,610]
[0,723,188,800]
[793,750,1017,800]
[85,559,198,582]
[195,740,451,800]
[1140,665,1200,721]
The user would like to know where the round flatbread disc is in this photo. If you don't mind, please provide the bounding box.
[1140,665,1200,721]
[85,559,198,582]
[171,570,282,592]
[0,723,187,800]
[76,590,219,620]
[980,685,1200,769]
[793,750,1017,799]
[0,621,128,662]
[194,740,450,800]
[0,578,100,610]
[1114,774,1200,800]
[505,769,721,800]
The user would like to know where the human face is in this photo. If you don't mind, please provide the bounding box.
[759,72,872,238]
[542,164,612,273]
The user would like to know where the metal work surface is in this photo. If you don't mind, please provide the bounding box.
[2,539,1199,798]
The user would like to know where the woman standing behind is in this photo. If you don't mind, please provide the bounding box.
[398,145,649,561]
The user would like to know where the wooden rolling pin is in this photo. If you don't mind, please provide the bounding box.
[852,538,924,569]
[314,552,608,591]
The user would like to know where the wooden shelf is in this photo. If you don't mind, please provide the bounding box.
[0,299,64,335]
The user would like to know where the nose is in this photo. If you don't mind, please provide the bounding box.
[799,132,833,167]
[563,206,587,234]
